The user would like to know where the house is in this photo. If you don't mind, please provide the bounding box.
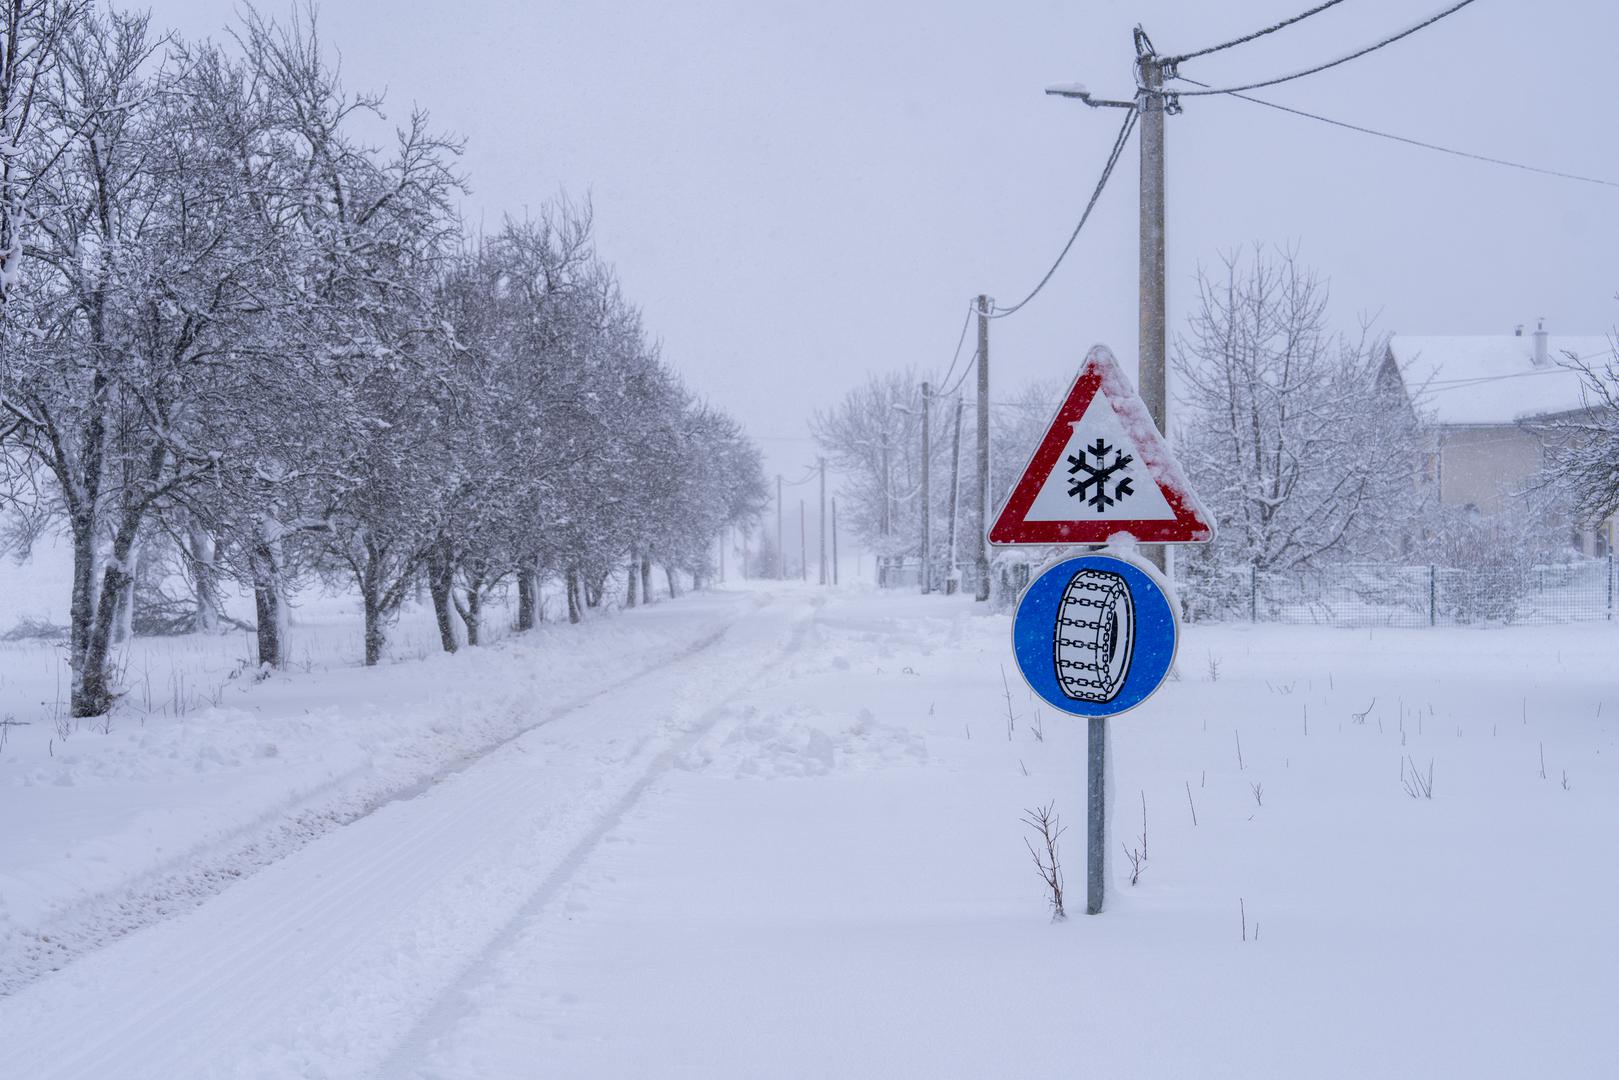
[1379,322,1616,556]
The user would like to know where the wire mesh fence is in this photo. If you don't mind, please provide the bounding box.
[876,556,1029,601]
[1180,556,1618,627]
[879,552,1619,628]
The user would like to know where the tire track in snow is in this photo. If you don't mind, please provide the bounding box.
[0,590,817,1080]
[0,600,742,998]
[378,599,821,1077]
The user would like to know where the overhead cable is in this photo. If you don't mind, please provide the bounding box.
[991,106,1139,320]
[935,302,976,392]
[1177,75,1619,190]
[940,348,980,398]
[1172,0,1481,97]
[1165,0,1353,64]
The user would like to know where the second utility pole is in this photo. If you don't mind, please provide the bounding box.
[1136,30,1168,579]
[818,457,828,585]
[920,381,931,594]
[974,294,991,602]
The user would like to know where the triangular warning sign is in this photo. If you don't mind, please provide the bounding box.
[989,345,1215,546]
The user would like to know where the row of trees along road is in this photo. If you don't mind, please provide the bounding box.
[0,3,767,717]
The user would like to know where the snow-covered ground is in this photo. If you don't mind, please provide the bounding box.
[1,576,1615,1078]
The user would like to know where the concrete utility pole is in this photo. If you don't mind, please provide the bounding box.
[879,433,891,538]
[776,474,784,580]
[1136,30,1169,579]
[920,381,932,594]
[831,497,840,585]
[975,294,992,602]
[818,457,828,585]
[799,499,807,581]
[945,395,964,595]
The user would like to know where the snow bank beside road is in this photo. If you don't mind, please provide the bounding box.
[0,589,747,994]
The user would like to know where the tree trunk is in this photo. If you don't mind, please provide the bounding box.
[363,581,386,666]
[640,555,653,603]
[454,563,486,647]
[189,526,220,633]
[665,564,678,599]
[625,551,639,608]
[516,564,538,631]
[426,543,458,654]
[251,538,285,670]
[465,586,482,645]
[67,513,97,711]
[565,567,582,624]
[74,523,141,718]
[112,540,137,644]
[584,570,605,609]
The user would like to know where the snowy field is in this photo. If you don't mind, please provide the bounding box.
[1,572,1616,1078]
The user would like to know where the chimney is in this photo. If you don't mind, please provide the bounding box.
[1532,317,1548,366]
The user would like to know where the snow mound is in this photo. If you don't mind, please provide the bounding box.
[680,704,927,779]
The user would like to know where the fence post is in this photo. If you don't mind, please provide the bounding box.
[1249,565,1258,622]
[1429,564,1437,626]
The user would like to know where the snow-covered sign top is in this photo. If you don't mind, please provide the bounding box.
[989,345,1214,546]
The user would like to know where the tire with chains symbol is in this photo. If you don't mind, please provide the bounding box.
[1052,569,1135,703]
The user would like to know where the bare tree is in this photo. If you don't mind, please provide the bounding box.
[1174,245,1423,574]
[1539,338,1619,530]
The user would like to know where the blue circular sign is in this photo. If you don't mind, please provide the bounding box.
[1012,554,1178,717]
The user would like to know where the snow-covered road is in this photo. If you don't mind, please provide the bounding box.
[0,589,817,1079]
[5,584,1617,1079]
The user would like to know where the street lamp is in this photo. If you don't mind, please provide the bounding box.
[1043,83,1135,109]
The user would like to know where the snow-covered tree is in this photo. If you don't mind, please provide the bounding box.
[812,369,940,558]
[1539,338,1619,531]
[1173,246,1424,575]
[0,2,767,705]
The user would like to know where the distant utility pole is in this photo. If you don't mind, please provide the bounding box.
[880,432,892,538]
[818,456,828,586]
[776,474,784,580]
[799,499,808,582]
[975,294,991,602]
[920,380,932,594]
[831,497,840,585]
[946,395,964,595]
[718,529,725,583]
[1137,29,1169,578]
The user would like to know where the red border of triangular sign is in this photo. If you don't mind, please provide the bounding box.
[988,345,1215,546]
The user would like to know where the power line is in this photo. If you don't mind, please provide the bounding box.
[1165,0,1352,64]
[940,347,979,398]
[1175,75,1619,190]
[1418,349,1615,391]
[935,302,976,392]
[1172,0,1481,97]
[990,106,1139,319]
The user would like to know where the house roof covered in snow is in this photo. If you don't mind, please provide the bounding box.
[1386,333,1613,426]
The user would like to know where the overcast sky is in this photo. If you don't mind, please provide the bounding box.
[145,0,1619,483]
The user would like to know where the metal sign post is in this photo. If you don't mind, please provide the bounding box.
[1087,716,1107,915]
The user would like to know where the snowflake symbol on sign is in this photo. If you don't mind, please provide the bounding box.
[1067,438,1135,511]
